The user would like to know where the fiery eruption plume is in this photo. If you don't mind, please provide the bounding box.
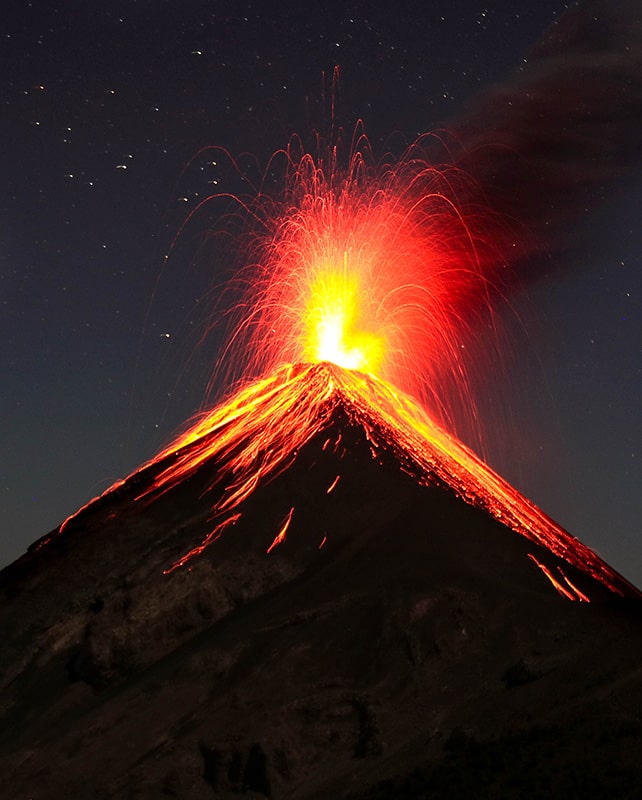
[216,134,505,436]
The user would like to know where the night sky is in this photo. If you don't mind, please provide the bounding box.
[2,2,640,583]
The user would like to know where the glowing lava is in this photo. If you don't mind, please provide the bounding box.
[303,261,383,373]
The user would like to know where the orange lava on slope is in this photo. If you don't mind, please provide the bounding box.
[59,361,639,599]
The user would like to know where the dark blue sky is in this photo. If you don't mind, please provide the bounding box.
[2,1,640,583]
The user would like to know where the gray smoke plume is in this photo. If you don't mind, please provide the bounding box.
[452,0,641,263]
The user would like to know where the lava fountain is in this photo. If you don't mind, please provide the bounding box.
[212,131,507,435]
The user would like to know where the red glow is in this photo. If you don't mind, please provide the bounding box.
[60,362,640,600]
[215,131,504,437]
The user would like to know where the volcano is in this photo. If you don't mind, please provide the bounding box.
[2,362,642,799]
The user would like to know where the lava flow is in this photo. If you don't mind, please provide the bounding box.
[55,358,639,600]
[147,362,642,596]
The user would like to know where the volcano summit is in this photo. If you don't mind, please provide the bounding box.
[1,362,642,799]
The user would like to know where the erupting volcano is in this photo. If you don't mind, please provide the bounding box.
[4,0,642,794]
[42,133,636,607]
[203,130,508,441]
[3,121,642,797]
[3,11,642,795]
